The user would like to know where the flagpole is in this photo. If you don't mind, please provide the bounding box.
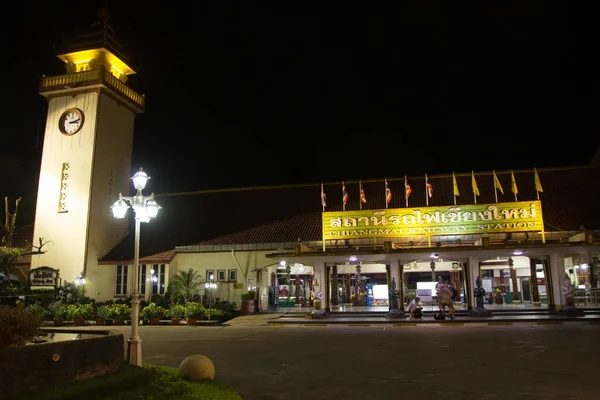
[385,179,388,209]
[453,172,456,205]
[321,183,325,212]
[536,168,540,200]
[342,181,345,212]
[493,170,498,203]
[404,175,408,208]
[359,180,362,210]
[425,174,429,206]
[472,171,476,204]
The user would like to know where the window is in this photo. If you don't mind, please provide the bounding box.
[217,269,226,282]
[58,162,70,213]
[115,265,128,295]
[137,264,147,295]
[206,269,215,282]
[151,264,166,295]
[228,269,237,282]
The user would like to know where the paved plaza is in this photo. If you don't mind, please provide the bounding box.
[63,316,600,400]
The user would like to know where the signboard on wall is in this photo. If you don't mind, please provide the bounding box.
[29,266,59,287]
[322,201,544,242]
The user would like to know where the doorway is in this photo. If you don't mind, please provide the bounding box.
[521,278,531,302]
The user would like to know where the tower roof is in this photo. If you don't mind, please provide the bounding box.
[56,8,130,63]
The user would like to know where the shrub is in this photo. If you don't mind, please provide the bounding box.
[168,304,185,319]
[66,303,95,320]
[96,305,113,320]
[0,306,43,349]
[141,303,166,320]
[48,301,67,320]
[111,304,132,320]
[184,302,205,319]
[25,302,48,320]
[241,291,256,301]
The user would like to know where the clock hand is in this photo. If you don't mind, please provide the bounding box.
[69,119,80,124]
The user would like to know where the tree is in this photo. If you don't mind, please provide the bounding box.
[168,268,203,304]
[0,197,48,282]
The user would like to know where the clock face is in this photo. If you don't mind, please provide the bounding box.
[59,108,85,136]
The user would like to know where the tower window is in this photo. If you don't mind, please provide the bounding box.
[58,162,70,213]
[108,168,115,213]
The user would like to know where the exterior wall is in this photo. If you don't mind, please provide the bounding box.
[176,251,278,306]
[86,93,135,296]
[31,89,135,294]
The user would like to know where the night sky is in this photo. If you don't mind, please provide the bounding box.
[1,1,599,223]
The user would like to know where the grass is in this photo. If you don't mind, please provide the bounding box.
[29,362,243,400]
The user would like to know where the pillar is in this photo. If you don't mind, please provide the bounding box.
[385,263,391,310]
[466,256,480,310]
[529,258,541,306]
[508,257,520,303]
[331,264,339,309]
[398,260,405,308]
[325,263,331,312]
[355,263,361,306]
[295,274,300,305]
[548,253,566,311]
[345,274,351,303]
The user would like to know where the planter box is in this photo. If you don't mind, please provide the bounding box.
[0,329,124,398]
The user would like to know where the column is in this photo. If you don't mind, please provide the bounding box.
[509,257,520,304]
[466,256,480,310]
[313,261,325,311]
[529,258,541,306]
[398,261,405,308]
[355,263,361,306]
[548,253,566,311]
[386,263,391,311]
[295,275,300,305]
[325,264,331,312]
[331,264,339,309]
[345,274,351,304]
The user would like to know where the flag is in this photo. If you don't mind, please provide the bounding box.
[385,179,392,205]
[493,170,504,194]
[511,170,518,196]
[534,168,543,193]
[471,171,480,196]
[405,176,412,199]
[359,180,367,204]
[342,181,349,207]
[452,172,460,197]
[320,183,327,208]
[426,175,433,198]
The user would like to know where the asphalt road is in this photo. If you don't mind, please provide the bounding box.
[101,322,599,400]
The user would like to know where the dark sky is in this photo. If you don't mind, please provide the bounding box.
[1,1,599,210]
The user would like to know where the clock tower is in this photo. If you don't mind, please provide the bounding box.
[31,12,144,296]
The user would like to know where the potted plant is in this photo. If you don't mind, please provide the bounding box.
[112,304,131,325]
[241,290,256,315]
[141,302,166,325]
[68,303,94,326]
[48,302,67,326]
[96,305,112,326]
[169,304,185,325]
[184,302,205,325]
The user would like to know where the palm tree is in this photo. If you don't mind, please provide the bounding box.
[169,268,203,303]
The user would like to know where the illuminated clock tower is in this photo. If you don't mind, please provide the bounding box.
[31,12,144,296]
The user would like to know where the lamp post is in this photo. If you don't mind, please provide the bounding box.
[204,274,217,320]
[111,167,162,367]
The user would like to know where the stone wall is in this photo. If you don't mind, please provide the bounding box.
[0,329,124,398]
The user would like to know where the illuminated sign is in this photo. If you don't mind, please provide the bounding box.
[322,201,544,242]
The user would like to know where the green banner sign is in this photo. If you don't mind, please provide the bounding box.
[322,201,544,242]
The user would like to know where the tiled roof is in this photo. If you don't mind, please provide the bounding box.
[191,166,600,247]
[98,249,176,265]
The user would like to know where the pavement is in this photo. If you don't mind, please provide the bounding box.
[43,317,600,400]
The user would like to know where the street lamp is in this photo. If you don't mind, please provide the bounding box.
[146,268,158,301]
[111,167,162,367]
[204,274,217,320]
